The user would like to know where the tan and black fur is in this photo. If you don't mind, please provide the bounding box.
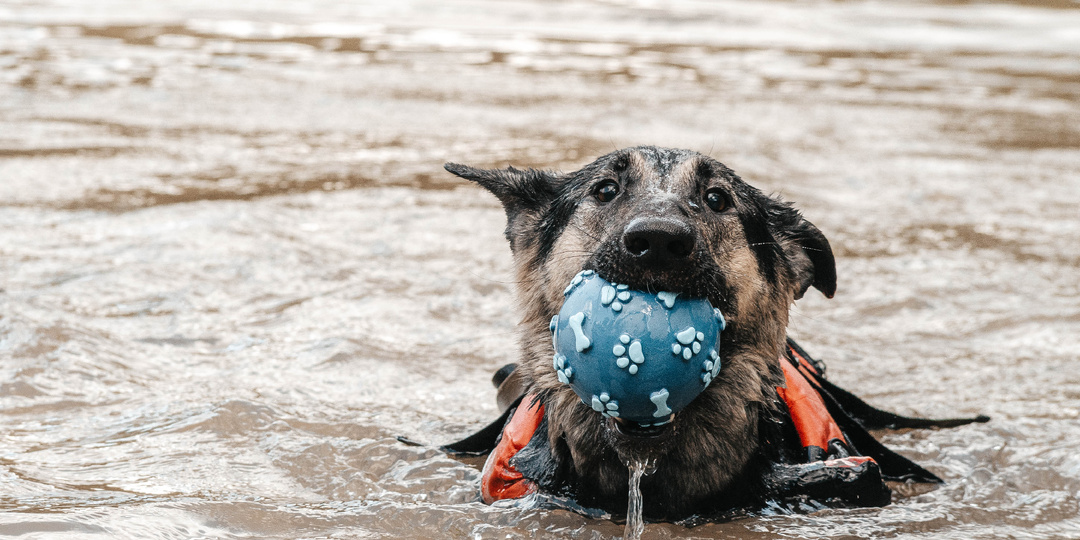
[445,146,843,517]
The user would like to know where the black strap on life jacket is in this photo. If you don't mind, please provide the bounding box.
[783,338,988,483]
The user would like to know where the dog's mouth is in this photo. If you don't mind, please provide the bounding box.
[609,414,675,440]
[604,415,677,461]
[589,268,704,297]
[585,254,717,300]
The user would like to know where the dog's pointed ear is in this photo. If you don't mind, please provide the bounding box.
[769,201,837,300]
[444,163,558,217]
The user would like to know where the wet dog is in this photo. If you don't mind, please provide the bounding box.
[443,146,981,519]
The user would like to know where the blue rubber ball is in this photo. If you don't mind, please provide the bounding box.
[550,270,726,426]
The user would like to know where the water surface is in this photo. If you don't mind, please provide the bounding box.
[2,0,1079,538]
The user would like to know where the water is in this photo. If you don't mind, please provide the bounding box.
[2,0,1080,538]
[623,460,652,540]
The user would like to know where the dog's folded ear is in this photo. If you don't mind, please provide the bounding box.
[444,163,559,216]
[768,200,837,300]
[790,218,837,299]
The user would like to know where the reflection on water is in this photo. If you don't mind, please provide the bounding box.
[2,0,1079,538]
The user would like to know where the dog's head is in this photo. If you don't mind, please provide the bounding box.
[447,146,835,509]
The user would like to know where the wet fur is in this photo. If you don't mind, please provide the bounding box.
[445,146,836,518]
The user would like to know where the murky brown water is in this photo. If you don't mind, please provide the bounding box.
[2,0,1079,538]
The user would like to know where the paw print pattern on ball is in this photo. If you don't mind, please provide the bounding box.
[656,291,679,308]
[612,333,645,375]
[600,283,631,312]
[591,392,620,418]
[671,327,705,360]
[563,269,596,296]
[553,353,574,385]
[701,349,721,385]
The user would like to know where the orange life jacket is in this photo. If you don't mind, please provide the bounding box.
[481,344,870,503]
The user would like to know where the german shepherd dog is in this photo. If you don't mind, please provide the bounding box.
[443,146,983,519]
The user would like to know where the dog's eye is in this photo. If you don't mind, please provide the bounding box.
[705,189,729,212]
[593,181,620,203]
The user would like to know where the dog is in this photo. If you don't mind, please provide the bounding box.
[442,146,985,519]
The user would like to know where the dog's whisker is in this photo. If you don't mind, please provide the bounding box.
[568,222,604,243]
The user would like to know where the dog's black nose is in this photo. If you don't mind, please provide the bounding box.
[622,217,696,263]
